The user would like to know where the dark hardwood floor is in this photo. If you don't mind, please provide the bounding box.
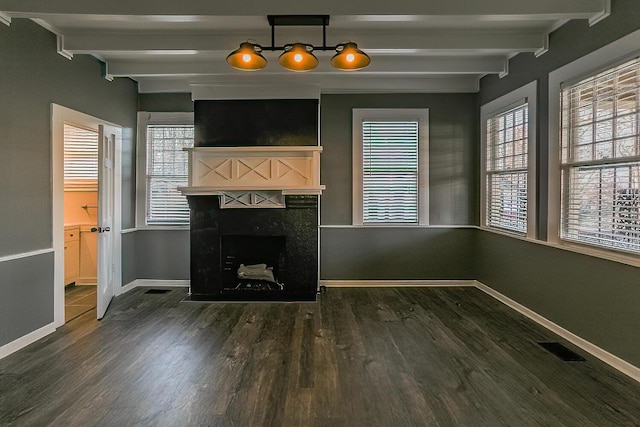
[1,286,639,426]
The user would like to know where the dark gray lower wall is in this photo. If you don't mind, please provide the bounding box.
[320,227,476,280]
[134,230,190,280]
[476,230,640,367]
[0,253,54,347]
[121,232,137,286]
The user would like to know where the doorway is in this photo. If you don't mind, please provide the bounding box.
[52,105,123,327]
[62,123,99,322]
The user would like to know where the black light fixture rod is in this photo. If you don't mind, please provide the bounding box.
[271,21,275,49]
[264,14,336,51]
[322,21,327,49]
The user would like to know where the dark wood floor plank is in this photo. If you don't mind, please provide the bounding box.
[2,286,640,427]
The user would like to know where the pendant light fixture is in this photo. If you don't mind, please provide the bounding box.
[226,15,371,72]
[278,43,318,72]
[331,42,371,70]
[226,41,267,71]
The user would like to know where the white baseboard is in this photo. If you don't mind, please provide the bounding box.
[473,280,640,384]
[0,322,56,360]
[319,279,476,288]
[117,279,190,296]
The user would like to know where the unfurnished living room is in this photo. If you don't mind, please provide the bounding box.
[1,0,640,426]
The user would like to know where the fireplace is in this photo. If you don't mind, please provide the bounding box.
[182,99,321,302]
[186,194,318,301]
[221,235,286,291]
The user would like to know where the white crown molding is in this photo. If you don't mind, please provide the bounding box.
[498,57,509,78]
[0,13,11,26]
[534,33,549,57]
[589,0,611,26]
[56,35,73,60]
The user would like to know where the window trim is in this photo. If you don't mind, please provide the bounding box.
[548,28,640,264]
[136,112,194,229]
[352,108,429,226]
[480,81,537,239]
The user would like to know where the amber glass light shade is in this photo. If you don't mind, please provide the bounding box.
[331,42,371,70]
[226,42,267,71]
[278,43,318,72]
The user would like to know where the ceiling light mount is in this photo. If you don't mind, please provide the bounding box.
[226,15,371,72]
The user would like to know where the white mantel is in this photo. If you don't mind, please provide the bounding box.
[179,146,324,196]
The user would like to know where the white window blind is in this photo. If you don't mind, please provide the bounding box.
[64,123,98,191]
[485,104,529,233]
[362,120,419,224]
[146,125,194,225]
[560,57,640,254]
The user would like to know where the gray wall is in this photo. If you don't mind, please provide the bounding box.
[321,227,476,280]
[0,19,138,347]
[477,0,640,367]
[476,232,640,367]
[123,92,193,284]
[0,253,54,346]
[319,93,479,280]
[321,93,479,226]
[135,230,190,280]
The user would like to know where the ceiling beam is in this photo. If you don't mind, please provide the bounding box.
[135,75,480,94]
[0,0,608,19]
[61,30,546,54]
[106,56,506,77]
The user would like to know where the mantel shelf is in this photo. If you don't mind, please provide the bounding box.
[180,145,324,196]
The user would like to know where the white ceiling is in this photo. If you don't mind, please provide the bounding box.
[0,0,611,95]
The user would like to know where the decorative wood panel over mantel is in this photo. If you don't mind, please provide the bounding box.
[179,146,324,196]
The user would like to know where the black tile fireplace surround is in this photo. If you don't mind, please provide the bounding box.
[188,195,318,301]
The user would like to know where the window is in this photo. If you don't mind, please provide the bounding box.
[137,112,194,227]
[64,123,98,191]
[560,57,640,254]
[481,81,536,238]
[485,104,529,233]
[353,109,429,225]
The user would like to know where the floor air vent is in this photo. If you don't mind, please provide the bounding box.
[538,342,586,362]
[145,289,171,294]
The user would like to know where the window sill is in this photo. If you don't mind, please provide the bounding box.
[479,226,640,268]
[550,239,640,268]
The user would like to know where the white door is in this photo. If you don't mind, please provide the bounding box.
[97,125,117,319]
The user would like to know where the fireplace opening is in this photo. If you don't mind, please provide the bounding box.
[221,235,286,291]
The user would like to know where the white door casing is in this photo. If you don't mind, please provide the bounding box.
[52,104,122,326]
